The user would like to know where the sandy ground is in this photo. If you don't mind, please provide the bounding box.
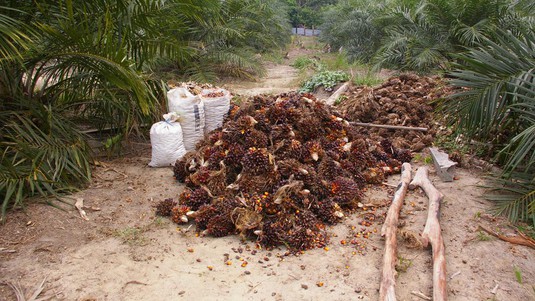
[221,42,316,96]
[1,41,534,301]
[1,147,534,301]
[223,62,300,96]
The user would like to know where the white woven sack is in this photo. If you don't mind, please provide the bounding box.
[148,113,187,167]
[201,88,231,134]
[167,87,205,151]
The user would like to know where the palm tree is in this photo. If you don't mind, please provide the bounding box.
[322,0,530,72]
[373,2,452,71]
[372,0,521,71]
[0,0,212,221]
[320,1,382,62]
[169,0,291,82]
[443,28,535,225]
[0,0,293,221]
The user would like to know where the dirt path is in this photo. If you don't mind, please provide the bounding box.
[222,43,319,96]
[224,62,300,96]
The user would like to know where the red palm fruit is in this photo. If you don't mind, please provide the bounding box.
[155,198,177,217]
[330,176,361,206]
[206,214,236,237]
[242,147,272,174]
[171,205,191,224]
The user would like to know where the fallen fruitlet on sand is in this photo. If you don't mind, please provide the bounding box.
[157,92,413,252]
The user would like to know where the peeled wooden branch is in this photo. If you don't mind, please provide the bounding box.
[349,122,428,132]
[478,225,535,250]
[411,291,432,301]
[410,167,447,301]
[380,163,412,301]
[325,81,350,105]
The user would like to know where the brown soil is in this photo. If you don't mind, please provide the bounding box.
[1,42,534,301]
[1,149,534,300]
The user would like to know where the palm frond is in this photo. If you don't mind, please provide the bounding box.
[453,19,490,46]
[370,1,456,72]
[485,174,535,225]
[373,5,451,72]
[206,47,265,79]
[445,28,535,172]
[0,103,91,222]
[0,7,33,64]
[0,0,291,221]
[184,63,218,83]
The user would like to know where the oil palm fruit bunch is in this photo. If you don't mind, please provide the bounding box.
[165,91,412,252]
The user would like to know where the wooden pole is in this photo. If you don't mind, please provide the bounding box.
[325,81,350,105]
[379,163,412,301]
[349,122,428,132]
[409,167,447,301]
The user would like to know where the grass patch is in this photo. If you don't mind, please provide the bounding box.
[413,153,433,165]
[291,56,318,70]
[320,53,353,71]
[289,36,386,93]
[262,51,285,64]
[353,71,383,87]
[514,266,523,284]
[153,216,167,228]
[111,217,172,245]
[114,227,148,246]
[396,256,413,273]
[297,36,323,50]
[477,231,491,241]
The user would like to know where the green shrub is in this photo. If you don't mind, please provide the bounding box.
[291,56,317,70]
[300,70,349,92]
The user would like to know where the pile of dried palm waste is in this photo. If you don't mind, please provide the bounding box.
[156,92,413,252]
[337,74,454,151]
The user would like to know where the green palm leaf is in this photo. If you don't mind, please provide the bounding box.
[0,103,91,221]
[484,174,535,225]
[445,29,535,172]
[1,0,291,221]
[443,28,535,225]
[0,6,33,63]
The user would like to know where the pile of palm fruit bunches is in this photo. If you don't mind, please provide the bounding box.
[338,73,454,152]
[155,92,413,252]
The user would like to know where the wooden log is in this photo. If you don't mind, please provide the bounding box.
[325,81,350,105]
[409,167,447,301]
[349,122,428,132]
[379,163,412,301]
